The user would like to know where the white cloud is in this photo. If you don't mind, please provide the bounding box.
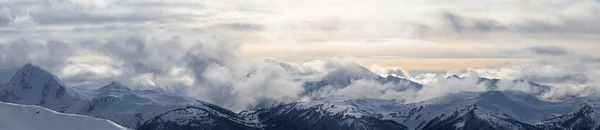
[0,0,599,110]
[303,45,600,103]
[370,65,409,78]
[192,60,304,111]
[310,80,418,102]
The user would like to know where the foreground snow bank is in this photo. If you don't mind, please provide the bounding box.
[0,102,128,130]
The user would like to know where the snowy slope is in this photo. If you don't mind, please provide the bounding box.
[410,91,590,130]
[241,98,411,130]
[447,75,551,96]
[64,82,235,128]
[537,103,598,130]
[0,102,128,130]
[244,90,600,130]
[400,91,587,129]
[138,104,260,130]
[0,64,256,129]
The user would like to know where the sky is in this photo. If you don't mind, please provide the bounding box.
[1,0,599,110]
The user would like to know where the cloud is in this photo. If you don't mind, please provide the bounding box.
[0,0,599,111]
[191,59,304,111]
[501,46,599,84]
[432,45,600,100]
[0,40,75,72]
[0,35,308,111]
[308,45,600,103]
[308,80,418,102]
[1,0,598,42]
[0,37,599,110]
[524,46,569,56]
[370,65,409,77]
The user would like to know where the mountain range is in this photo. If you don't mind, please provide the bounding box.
[1,63,599,130]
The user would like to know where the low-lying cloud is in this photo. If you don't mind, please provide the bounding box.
[0,0,599,111]
[0,37,599,110]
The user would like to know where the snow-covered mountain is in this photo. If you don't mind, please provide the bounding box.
[241,90,600,130]
[409,91,590,130]
[138,104,260,130]
[240,98,409,130]
[0,63,80,112]
[64,83,211,128]
[0,102,128,130]
[3,63,600,130]
[0,64,258,129]
[66,83,264,129]
[303,64,423,95]
[128,90,600,130]
[447,75,551,95]
[321,64,382,87]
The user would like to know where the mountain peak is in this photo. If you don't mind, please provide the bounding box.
[0,63,75,111]
[23,63,34,68]
[16,63,45,75]
[321,63,380,86]
[7,63,64,88]
[99,82,130,91]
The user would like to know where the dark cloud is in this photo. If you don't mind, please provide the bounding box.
[208,23,263,31]
[443,12,464,33]
[518,22,600,37]
[438,12,508,34]
[32,11,201,25]
[525,46,569,56]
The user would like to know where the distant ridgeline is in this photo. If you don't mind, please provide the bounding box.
[1,63,599,130]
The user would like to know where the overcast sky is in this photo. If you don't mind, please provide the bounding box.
[2,0,599,70]
[1,0,599,110]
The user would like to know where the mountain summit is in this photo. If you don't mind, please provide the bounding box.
[0,63,78,111]
[99,82,131,91]
[303,63,423,95]
[321,63,381,87]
